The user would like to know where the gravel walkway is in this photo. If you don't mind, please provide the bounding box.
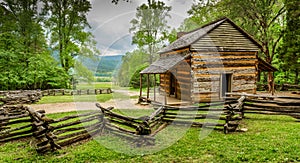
[29,89,151,114]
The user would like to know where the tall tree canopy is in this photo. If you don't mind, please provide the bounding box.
[42,0,99,73]
[0,0,98,90]
[278,0,300,84]
[129,0,171,64]
[184,0,289,91]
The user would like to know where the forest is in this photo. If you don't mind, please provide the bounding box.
[0,0,98,90]
[0,0,299,90]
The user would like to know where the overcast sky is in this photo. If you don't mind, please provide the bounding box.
[87,0,194,56]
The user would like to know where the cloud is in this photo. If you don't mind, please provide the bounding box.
[88,0,193,55]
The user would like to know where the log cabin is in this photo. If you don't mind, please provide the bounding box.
[139,17,277,104]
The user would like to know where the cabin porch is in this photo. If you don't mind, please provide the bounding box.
[139,87,191,106]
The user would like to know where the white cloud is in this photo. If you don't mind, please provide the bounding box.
[88,0,193,55]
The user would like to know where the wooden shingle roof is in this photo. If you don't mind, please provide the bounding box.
[159,17,263,53]
[140,54,189,74]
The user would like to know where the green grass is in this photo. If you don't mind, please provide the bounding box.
[0,113,300,162]
[36,94,113,104]
[76,82,112,89]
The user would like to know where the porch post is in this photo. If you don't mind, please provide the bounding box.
[139,74,142,99]
[147,74,150,100]
[154,74,156,101]
[164,73,167,105]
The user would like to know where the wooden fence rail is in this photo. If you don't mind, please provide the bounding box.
[41,88,113,96]
[226,92,300,120]
[0,103,158,153]
[0,88,112,106]
[2,92,298,153]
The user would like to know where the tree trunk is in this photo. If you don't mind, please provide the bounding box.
[268,72,274,95]
[295,70,299,84]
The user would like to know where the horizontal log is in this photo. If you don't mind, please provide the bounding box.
[0,124,32,135]
[97,105,143,124]
[192,51,256,55]
[243,106,300,113]
[1,119,31,126]
[226,92,300,100]
[163,119,225,127]
[245,99,300,106]
[53,115,101,130]
[163,115,225,120]
[0,113,29,121]
[51,111,102,123]
[56,124,100,142]
[105,122,136,134]
[53,122,102,135]
[58,128,100,148]
[0,128,32,139]
[243,111,300,117]
[165,112,226,117]
[107,118,138,129]
[0,133,33,143]
[244,103,300,111]
[150,123,168,136]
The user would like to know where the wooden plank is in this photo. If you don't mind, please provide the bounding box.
[192,51,257,55]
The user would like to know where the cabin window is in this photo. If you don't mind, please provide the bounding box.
[220,73,232,97]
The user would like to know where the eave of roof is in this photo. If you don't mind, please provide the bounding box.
[140,54,190,74]
[258,58,278,72]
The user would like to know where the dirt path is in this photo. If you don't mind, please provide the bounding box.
[29,89,151,114]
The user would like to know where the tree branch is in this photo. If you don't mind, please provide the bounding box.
[268,6,285,27]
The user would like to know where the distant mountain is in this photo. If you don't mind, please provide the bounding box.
[96,55,123,76]
[77,55,122,76]
[50,51,123,76]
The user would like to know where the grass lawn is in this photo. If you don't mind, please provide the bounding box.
[0,113,299,162]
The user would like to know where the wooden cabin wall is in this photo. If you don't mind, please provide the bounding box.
[174,59,192,101]
[191,51,258,102]
[159,49,192,101]
[160,73,171,95]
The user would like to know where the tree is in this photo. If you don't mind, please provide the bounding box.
[117,49,149,87]
[0,0,70,90]
[129,0,171,64]
[42,0,99,73]
[278,0,300,84]
[185,0,286,92]
[184,0,229,31]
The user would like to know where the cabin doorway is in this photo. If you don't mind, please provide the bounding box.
[220,73,232,97]
[170,73,176,97]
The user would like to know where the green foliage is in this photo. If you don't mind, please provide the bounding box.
[0,0,98,90]
[73,60,95,83]
[117,50,149,87]
[0,49,69,90]
[42,0,99,73]
[129,64,150,88]
[277,0,300,84]
[129,0,171,64]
